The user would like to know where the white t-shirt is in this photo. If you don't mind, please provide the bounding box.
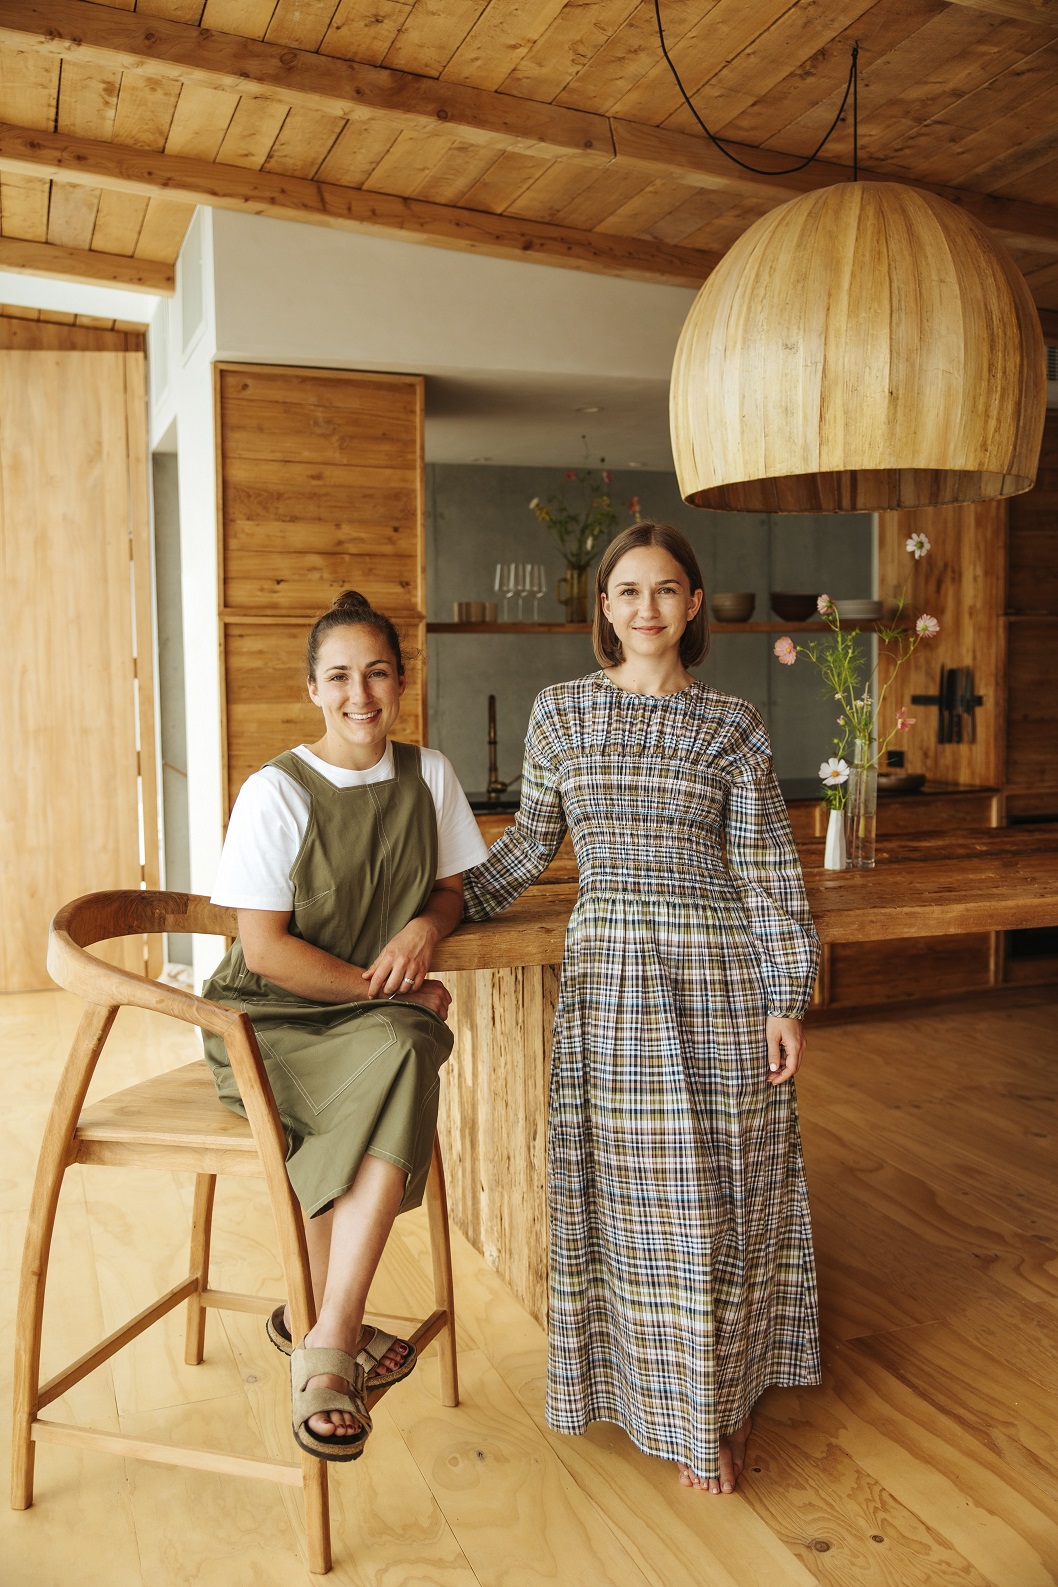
[211,743,488,912]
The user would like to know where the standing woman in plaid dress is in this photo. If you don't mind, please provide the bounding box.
[464,522,821,1493]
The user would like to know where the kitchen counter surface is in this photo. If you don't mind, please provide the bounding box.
[434,827,1058,971]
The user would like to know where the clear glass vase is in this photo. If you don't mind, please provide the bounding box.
[844,739,878,870]
[557,562,589,623]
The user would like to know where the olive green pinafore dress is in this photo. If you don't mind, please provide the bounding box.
[202,741,454,1217]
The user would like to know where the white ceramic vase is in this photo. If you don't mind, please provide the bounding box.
[824,806,847,870]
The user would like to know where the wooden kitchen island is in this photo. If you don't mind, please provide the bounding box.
[430,830,1058,1326]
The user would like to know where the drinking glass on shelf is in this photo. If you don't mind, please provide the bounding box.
[495,561,517,621]
[515,562,533,621]
[528,563,547,621]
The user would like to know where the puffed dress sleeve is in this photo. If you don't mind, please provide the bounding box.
[463,690,569,921]
[723,703,821,1019]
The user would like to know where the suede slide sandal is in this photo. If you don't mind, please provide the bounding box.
[290,1345,371,1463]
[269,1309,417,1389]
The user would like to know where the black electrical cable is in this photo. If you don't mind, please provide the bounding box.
[653,0,859,181]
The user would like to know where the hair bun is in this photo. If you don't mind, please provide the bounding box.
[332,589,371,613]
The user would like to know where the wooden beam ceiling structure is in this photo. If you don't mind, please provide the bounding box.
[1,0,1057,307]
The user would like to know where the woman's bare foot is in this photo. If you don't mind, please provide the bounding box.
[677,1417,752,1494]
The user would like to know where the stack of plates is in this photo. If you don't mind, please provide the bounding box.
[833,599,883,620]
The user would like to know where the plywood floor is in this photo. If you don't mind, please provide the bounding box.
[2,988,1056,1587]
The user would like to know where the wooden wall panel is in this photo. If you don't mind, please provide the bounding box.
[0,349,157,990]
[1008,415,1058,616]
[216,362,426,809]
[876,501,1006,788]
[1006,619,1058,789]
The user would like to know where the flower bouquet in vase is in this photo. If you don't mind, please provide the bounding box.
[529,458,642,623]
[772,532,939,870]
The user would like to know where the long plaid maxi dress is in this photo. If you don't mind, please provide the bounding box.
[463,673,822,1480]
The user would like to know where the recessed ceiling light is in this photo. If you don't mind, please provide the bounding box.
[576,405,602,413]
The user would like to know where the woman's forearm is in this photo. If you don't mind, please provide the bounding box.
[244,930,371,1004]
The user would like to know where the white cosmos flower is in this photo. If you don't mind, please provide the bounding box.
[906,532,931,559]
[819,757,850,786]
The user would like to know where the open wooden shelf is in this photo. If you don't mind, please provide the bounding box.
[427,620,883,635]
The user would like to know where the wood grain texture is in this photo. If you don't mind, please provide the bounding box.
[0,349,156,990]
[877,500,1007,789]
[6,983,1058,1584]
[0,233,173,291]
[670,184,1046,513]
[216,362,426,809]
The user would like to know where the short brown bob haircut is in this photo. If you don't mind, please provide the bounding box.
[592,521,710,669]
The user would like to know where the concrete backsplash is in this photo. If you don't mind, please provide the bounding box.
[425,463,873,795]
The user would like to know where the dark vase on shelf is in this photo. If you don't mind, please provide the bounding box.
[557,563,589,624]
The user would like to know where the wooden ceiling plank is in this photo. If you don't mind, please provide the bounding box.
[320,0,418,68]
[56,57,119,140]
[770,9,1039,166]
[410,137,504,205]
[874,44,1058,185]
[133,193,193,258]
[261,103,344,176]
[0,172,50,240]
[993,146,1058,208]
[497,0,644,106]
[0,117,716,283]
[455,147,553,214]
[943,0,1058,24]
[548,162,660,232]
[500,157,604,225]
[609,0,819,130]
[361,123,456,199]
[314,116,403,185]
[264,0,342,53]
[951,104,1058,200]
[638,184,749,247]
[164,82,238,160]
[676,192,772,250]
[90,185,149,252]
[383,0,490,80]
[199,0,279,39]
[135,2,206,23]
[554,0,723,116]
[724,0,945,149]
[46,180,103,248]
[213,93,290,168]
[0,44,60,130]
[2,0,612,163]
[440,0,571,93]
[592,174,693,237]
[111,68,182,149]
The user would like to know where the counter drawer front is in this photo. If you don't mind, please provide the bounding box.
[827,933,993,1008]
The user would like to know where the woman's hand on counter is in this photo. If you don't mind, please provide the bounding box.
[362,874,465,997]
[765,1015,805,1085]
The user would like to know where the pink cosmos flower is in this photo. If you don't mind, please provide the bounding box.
[896,706,916,732]
[916,614,939,638]
[603,469,613,484]
[773,637,797,666]
[817,594,834,616]
[565,468,578,481]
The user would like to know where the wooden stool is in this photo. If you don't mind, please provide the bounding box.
[10,890,459,1575]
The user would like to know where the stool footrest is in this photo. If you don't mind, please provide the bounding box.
[31,1418,303,1486]
[37,1277,199,1410]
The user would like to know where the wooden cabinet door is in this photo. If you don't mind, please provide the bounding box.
[0,350,157,990]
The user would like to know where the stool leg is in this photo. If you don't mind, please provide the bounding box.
[12,1003,118,1510]
[184,1173,217,1366]
[425,1136,459,1408]
[303,1452,331,1574]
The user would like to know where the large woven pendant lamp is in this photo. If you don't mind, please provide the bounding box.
[669,181,1046,512]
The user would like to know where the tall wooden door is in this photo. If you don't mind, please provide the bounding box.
[0,349,158,990]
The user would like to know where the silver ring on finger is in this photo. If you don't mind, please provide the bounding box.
[402,976,414,984]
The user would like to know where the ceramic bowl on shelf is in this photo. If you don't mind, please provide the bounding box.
[709,592,755,622]
[770,591,819,622]
[833,598,884,620]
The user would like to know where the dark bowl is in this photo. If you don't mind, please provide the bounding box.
[770,591,819,623]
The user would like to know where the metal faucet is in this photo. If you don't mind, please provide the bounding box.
[486,693,515,801]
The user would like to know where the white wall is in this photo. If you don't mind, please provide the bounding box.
[210,209,696,382]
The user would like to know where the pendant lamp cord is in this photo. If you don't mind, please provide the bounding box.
[653,1,860,180]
